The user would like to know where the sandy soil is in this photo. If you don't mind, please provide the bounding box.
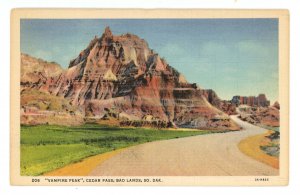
[238,131,279,169]
[44,149,125,176]
[89,115,279,176]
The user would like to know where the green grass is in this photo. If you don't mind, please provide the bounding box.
[21,124,212,176]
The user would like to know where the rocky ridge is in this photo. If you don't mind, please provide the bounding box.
[21,27,241,130]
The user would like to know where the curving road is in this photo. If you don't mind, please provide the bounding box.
[89,115,279,176]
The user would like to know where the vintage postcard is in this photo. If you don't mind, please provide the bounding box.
[10,9,289,186]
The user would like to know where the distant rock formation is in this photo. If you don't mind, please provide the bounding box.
[20,27,241,130]
[231,94,270,107]
[272,101,280,110]
[202,89,237,115]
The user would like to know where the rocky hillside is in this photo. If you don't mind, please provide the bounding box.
[20,54,83,126]
[21,53,64,92]
[238,103,280,127]
[202,89,237,115]
[21,27,240,130]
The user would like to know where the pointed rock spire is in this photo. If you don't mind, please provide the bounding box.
[103,26,113,38]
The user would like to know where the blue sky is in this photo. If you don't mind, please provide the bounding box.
[21,19,278,103]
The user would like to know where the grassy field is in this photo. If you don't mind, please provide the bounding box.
[21,124,212,176]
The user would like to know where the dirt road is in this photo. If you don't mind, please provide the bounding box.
[89,115,279,176]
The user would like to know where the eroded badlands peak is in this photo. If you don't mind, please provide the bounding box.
[22,27,240,130]
[54,26,156,104]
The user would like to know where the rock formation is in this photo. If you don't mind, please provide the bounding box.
[238,102,280,127]
[20,27,240,130]
[20,54,84,126]
[272,101,280,110]
[202,89,237,115]
[231,94,270,107]
[21,53,64,92]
